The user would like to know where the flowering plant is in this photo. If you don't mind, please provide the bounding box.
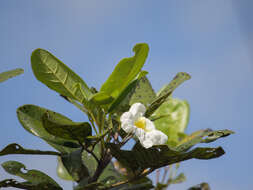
[0,43,233,190]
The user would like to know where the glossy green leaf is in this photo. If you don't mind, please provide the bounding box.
[17,104,80,153]
[101,43,149,99]
[108,71,149,113]
[1,161,61,189]
[42,111,92,143]
[31,49,92,104]
[152,97,190,147]
[0,68,24,83]
[145,72,191,117]
[56,156,73,181]
[175,129,234,152]
[0,143,59,156]
[61,148,89,182]
[107,143,225,172]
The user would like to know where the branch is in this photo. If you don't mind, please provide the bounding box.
[102,168,155,190]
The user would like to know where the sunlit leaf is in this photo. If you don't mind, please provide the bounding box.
[56,156,73,181]
[108,71,149,113]
[1,161,62,189]
[145,72,191,117]
[0,68,24,83]
[153,97,190,147]
[89,91,114,105]
[17,104,80,153]
[0,143,59,156]
[31,49,92,104]
[42,111,92,143]
[176,129,234,152]
[101,43,149,100]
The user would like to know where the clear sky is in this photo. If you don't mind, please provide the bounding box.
[0,1,252,189]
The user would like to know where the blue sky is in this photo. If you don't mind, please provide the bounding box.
[0,1,252,189]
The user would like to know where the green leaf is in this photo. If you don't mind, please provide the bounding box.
[89,91,114,105]
[201,129,234,143]
[42,111,92,143]
[61,148,90,182]
[106,143,225,172]
[17,104,80,153]
[152,97,190,147]
[0,143,59,156]
[0,68,24,83]
[188,183,210,190]
[145,72,191,117]
[57,156,73,181]
[0,179,61,190]
[82,146,100,177]
[100,43,149,100]
[1,161,62,189]
[128,76,156,106]
[175,129,234,152]
[108,71,149,113]
[31,49,92,104]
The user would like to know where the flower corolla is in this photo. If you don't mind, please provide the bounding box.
[120,103,168,148]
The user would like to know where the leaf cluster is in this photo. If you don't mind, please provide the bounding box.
[0,43,233,190]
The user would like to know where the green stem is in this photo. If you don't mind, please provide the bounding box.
[88,114,98,135]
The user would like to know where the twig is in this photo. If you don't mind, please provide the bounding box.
[119,133,133,147]
[102,168,155,190]
[162,166,169,184]
[156,169,160,184]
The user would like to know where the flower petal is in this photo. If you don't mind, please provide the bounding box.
[144,130,168,147]
[120,112,133,123]
[135,128,145,142]
[120,112,135,133]
[129,103,146,120]
[142,139,153,149]
[122,121,135,133]
[144,118,155,132]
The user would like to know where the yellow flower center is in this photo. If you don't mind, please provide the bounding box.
[134,117,146,130]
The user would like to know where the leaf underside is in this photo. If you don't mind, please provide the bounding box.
[0,68,24,83]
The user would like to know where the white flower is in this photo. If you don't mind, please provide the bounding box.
[120,103,168,148]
